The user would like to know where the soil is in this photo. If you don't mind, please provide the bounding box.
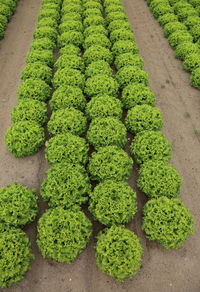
[0,0,200,291]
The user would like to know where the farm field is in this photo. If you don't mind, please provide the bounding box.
[0,0,200,291]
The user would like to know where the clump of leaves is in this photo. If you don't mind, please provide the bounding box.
[89,180,137,226]
[130,130,171,165]
[11,99,47,125]
[116,66,149,89]
[95,225,143,281]
[190,67,200,89]
[105,4,125,15]
[112,40,139,57]
[61,4,83,16]
[122,83,156,109]
[0,226,34,288]
[37,8,60,21]
[83,15,105,28]
[17,78,51,102]
[84,33,111,50]
[168,31,193,49]
[59,20,83,34]
[86,95,122,120]
[0,4,12,21]
[54,54,85,72]
[59,44,81,56]
[158,13,178,27]
[30,37,56,51]
[85,74,119,97]
[152,3,173,19]
[83,8,102,18]
[125,105,163,134]
[37,17,58,29]
[142,197,194,249]
[33,26,58,43]
[110,29,135,43]
[177,7,198,22]
[0,182,38,227]
[41,163,91,207]
[26,49,54,67]
[21,62,52,84]
[87,117,127,149]
[47,108,86,137]
[163,21,187,38]
[108,19,131,32]
[37,207,92,263]
[184,16,200,30]
[53,68,85,90]
[104,0,122,6]
[106,11,128,25]
[84,25,108,38]
[45,133,89,165]
[115,53,144,70]
[50,86,86,112]
[83,45,113,66]
[57,31,83,48]
[85,60,113,78]
[5,121,45,157]
[83,1,102,11]
[174,42,199,61]
[138,160,182,199]
[183,53,200,72]
[61,12,82,22]
[88,146,133,182]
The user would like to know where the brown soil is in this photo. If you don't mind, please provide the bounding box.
[0,0,200,291]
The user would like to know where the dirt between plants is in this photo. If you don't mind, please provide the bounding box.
[0,0,200,291]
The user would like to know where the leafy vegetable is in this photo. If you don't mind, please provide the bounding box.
[138,160,182,199]
[168,31,193,49]
[83,45,113,66]
[163,21,187,38]
[108,19,131,32]
[5,121,45,157]
[88,146,133,182]
[21,62,52,84]
[0,182,38,227]
[116,66,149,89]
[11,99,47,125]
[190,67,200,89]
[83,15,105,28]
[95,226,143,281]
[37,207,92,263]
[54,54,85,72]
[174,42,199,61]
[30,37,56,51]
[89,180,137,226]
[112,40,139,57]
[83,25,108,38]
[183,53,200,72]
[45,133,89,165]
[142,197,194,249]
[17,79,51,102]
[33,26,58,43]
[53,68,85,89]
[121,83,156,109]
[84,33,111,49]
[114,53,144,70]
[125,105,163,134]
[50,85,86,112]
[85,60,113,78]
[110,29,135,43]
[59,44,81,56]
[47,108,86,137]
[130,130,171,165]
[158,13,178,27]
[84,74,119,97]
[58,31,83,48]
[86,95,122,120]
[41,163,91,207]
[0,226,34,288]
[59,20,83,34]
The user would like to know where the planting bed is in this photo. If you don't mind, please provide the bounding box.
[0,0,200,291]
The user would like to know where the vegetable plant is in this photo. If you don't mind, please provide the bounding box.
[95,226,143,281]
[0,182,38,227]
[114,53,144,70]
[83,15,105,28]
[47,108,87,137]
[89,180,137,226]
[33,26,58,43]
[112,40,139,57]
[40,163,91,207]
[183,53,200,72]
[86,95,122,120]
[58,31,83,48]
[88,145,133,182]
[11,99,48,125]
[110,29,135,43]
[17,79,51,102]
[85,60,113,78]
[54,54,85,72]
[59,44,81,56]
[83,25,108,38]
[87,117,127,149]
[121,83,156,109]
[174,42,199,61]
[190,67,200,89]
[138,160,182,199]
[50,85,86,112]
[37,207,92,263]
[45,133,89,165]
[116,66,149,89]
[125,105,163,134]
[30,37,56,51]
[130,130,171,165]
[84,74,119,97]
[83,45,113,65]
[53,68,85,90]
[84,33,111,49]
[168,31,193,49]
[142,197,194,249]
[21,62,52,84]
[5,121,45,157]
[59,20,83,34]
[0,226,34,288]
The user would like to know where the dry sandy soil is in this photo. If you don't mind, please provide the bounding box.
[0,0,200,291]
